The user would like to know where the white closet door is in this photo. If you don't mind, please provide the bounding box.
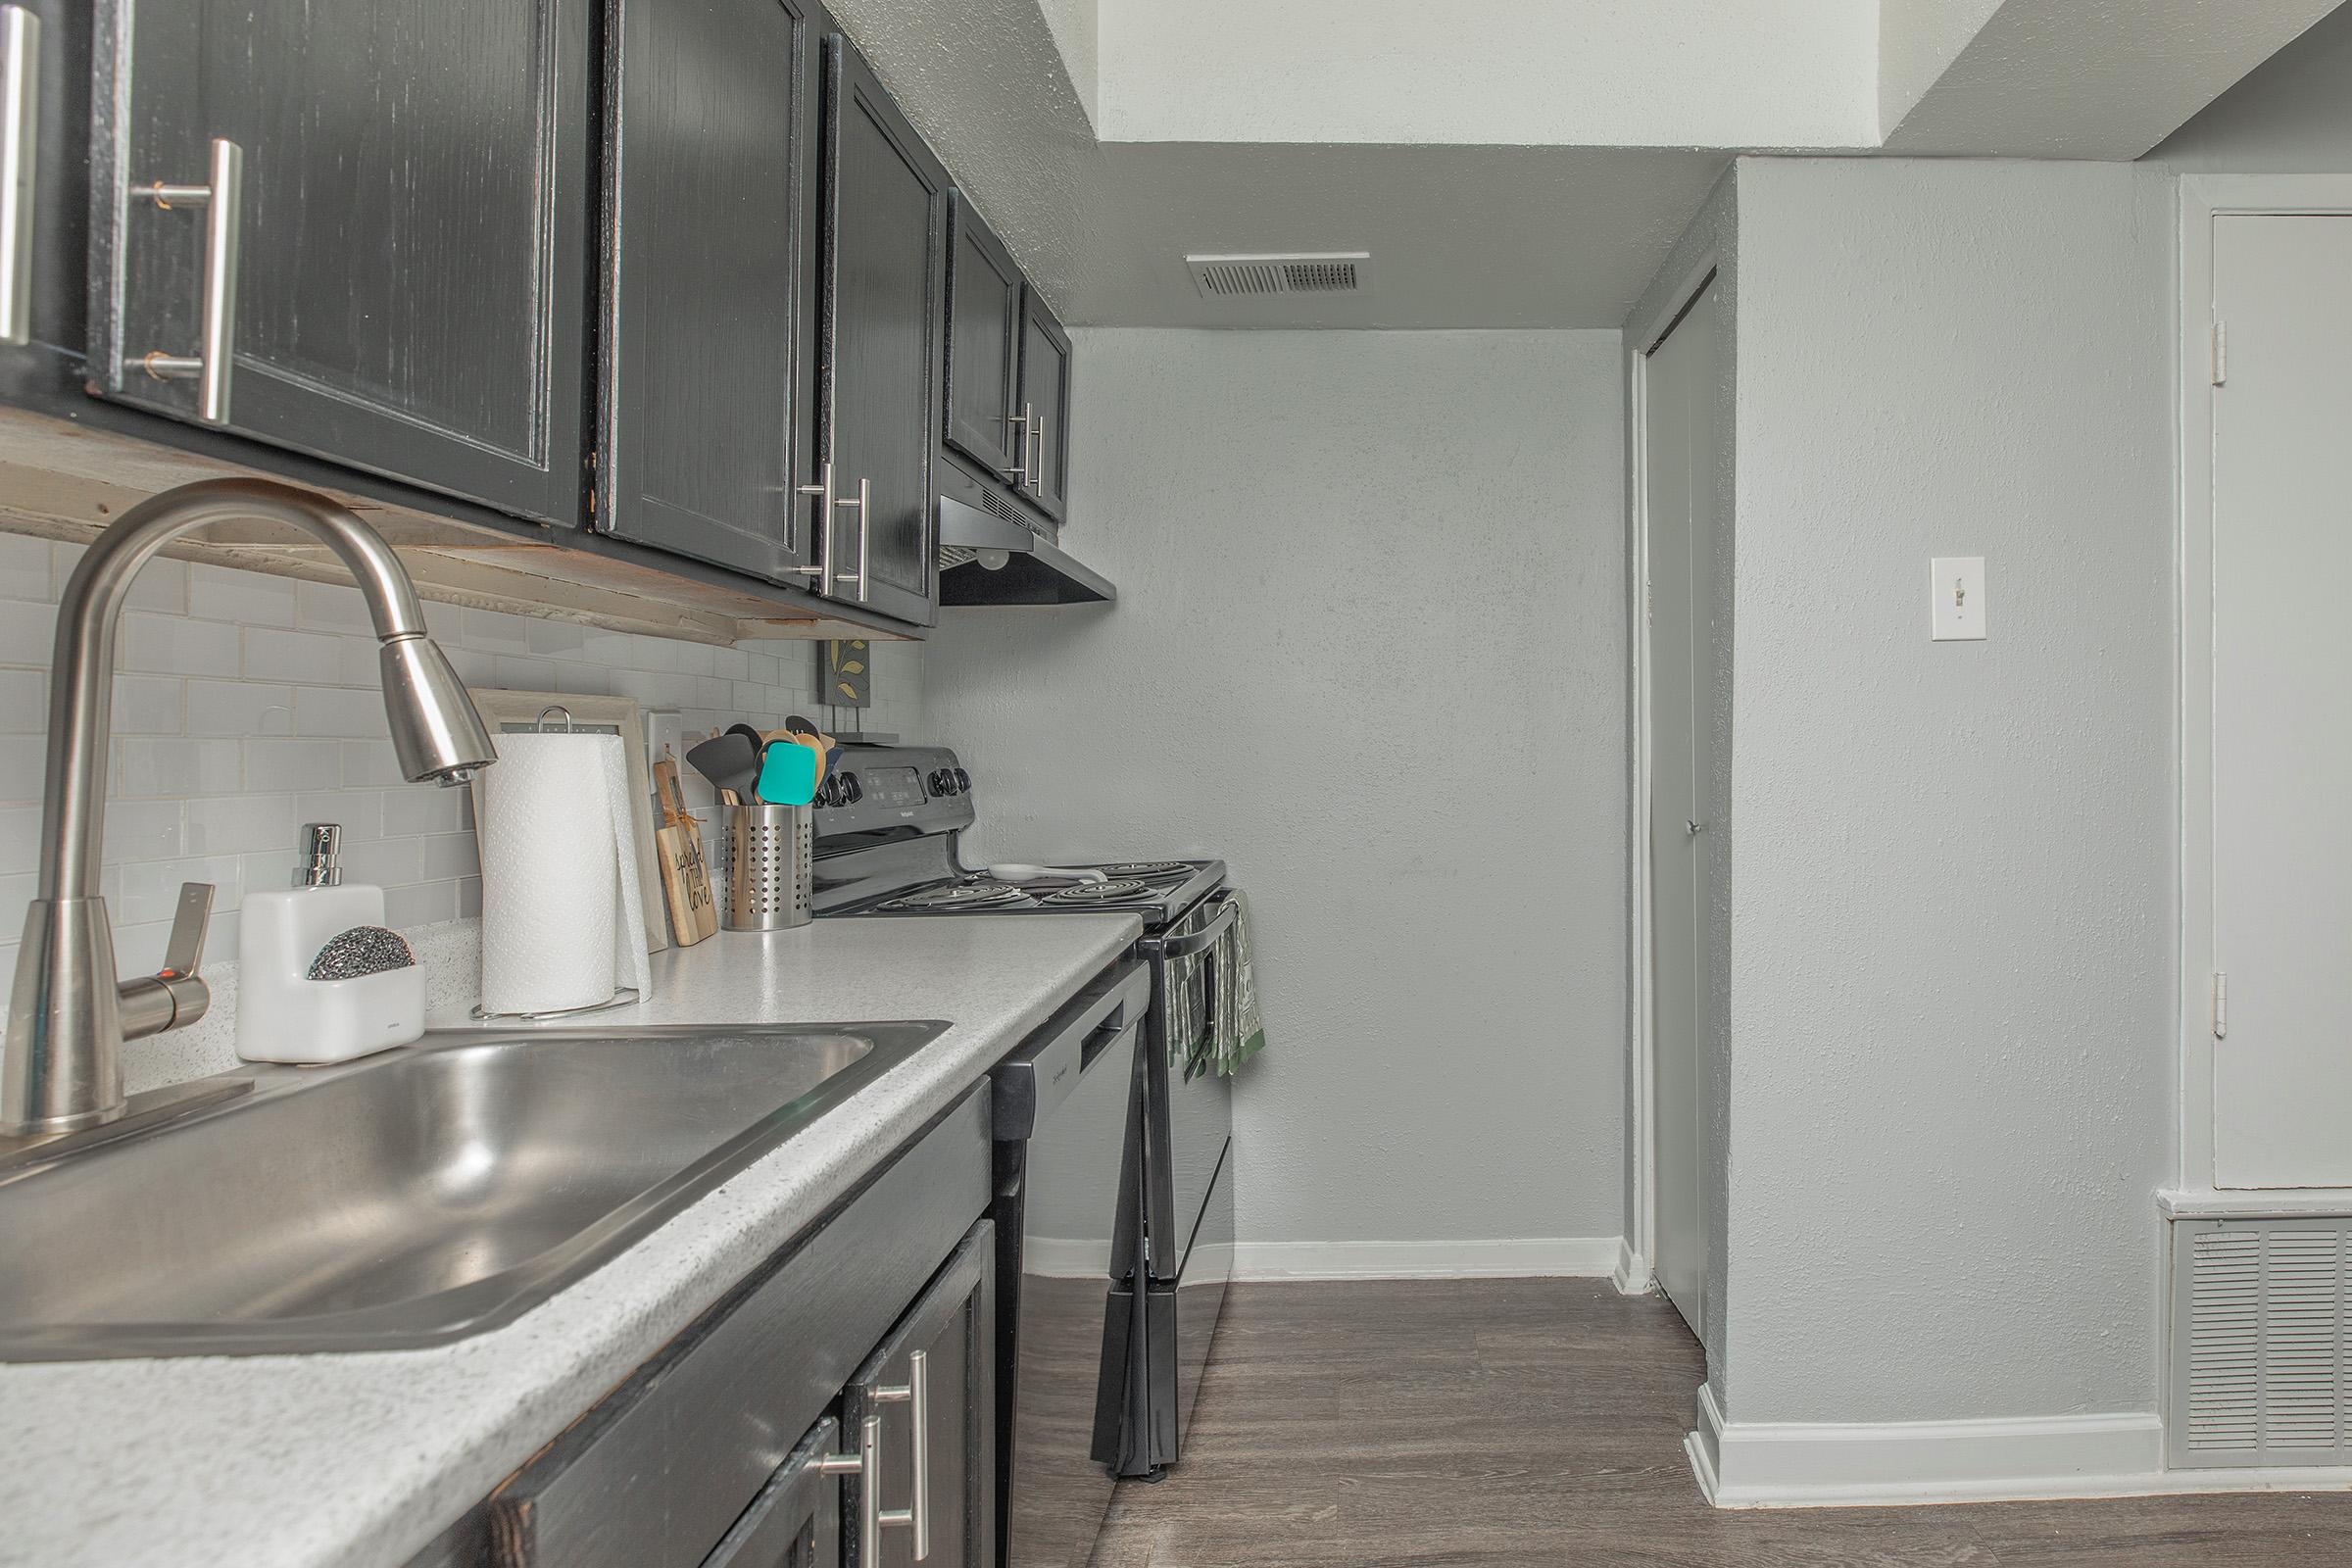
[1648,282,1720,1326]
[2212,214,2352,1188]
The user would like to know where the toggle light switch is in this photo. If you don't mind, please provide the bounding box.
[1931,556,1985,641]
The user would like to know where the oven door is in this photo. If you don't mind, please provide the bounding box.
[1137,894,1237,1287]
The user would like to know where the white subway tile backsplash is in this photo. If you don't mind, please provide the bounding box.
[338,636,385,688]
[380,784,466,837]
[341,740,406,788]
[296,581,375,635]
[493,655,557,691]
[0,534,52,599]
[0,667,45,731]
[300,791,381,841]
[0,600,55,664]
[111,675,183,735]
[242,626,344,683]
[384,880,457,929]
[0,744,42,802]
[525,619,586,658]
[104,800,185,861]
[0,806,38,876]
[444,645,498,686]
[246,738,346,793]
[186,794,299,857]
[296,686,390,739]
[187,679,294,737]
[188,564,297,627]
[463,608,533,656]
[118,737,242,798]
[120,612,241,677]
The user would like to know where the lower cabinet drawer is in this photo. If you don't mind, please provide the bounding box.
[486,1089,990,1568]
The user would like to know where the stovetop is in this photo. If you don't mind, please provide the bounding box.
[806,745,1222,930]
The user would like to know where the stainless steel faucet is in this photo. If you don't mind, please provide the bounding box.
[1,477,498,1137]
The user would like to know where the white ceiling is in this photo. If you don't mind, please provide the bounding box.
[826,0,2350,329]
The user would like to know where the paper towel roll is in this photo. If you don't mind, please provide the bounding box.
[478,731,653,1015]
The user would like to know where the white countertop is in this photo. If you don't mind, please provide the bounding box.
[0,913,1140,1568]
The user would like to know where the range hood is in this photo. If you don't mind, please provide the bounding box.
[936,491,1115,606]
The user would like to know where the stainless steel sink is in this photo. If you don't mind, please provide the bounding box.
[0,1021,949,1361]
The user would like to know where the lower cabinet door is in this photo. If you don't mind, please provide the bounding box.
[842,1219,996,1568]
[703,1417,848,1568]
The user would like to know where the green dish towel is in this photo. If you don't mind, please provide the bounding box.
[1205,890,1265,1079]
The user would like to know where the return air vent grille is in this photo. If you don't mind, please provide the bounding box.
[1186,252,1373,300]
[2172,1217,2352,1467]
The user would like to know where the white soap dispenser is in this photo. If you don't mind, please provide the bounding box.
[236,823,425,1064]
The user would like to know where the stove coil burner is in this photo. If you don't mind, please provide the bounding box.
[885,881,1030,910]
[1093,861,1192,883]
[1042,878,1154,906]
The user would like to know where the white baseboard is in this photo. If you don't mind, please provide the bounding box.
[1230,1236,1621,1282]
[1688,1384,2194,1507]
[1612,1240,1652,1296]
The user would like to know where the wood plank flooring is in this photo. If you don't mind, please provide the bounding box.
[1088,1279,2352,1567]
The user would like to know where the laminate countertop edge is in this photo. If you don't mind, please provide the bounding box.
[0,913,1145,1568]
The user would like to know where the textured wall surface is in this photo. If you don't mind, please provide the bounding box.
[1620,168,1740,1401]
[921,328,1630,1250]
[1724,157,2175,1424]
[2146,0,2352,171]
[0,536,920,1008]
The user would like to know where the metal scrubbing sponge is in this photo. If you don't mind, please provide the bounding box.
[307,924,416,981]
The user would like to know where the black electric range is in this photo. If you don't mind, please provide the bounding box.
[808,744,1237,1491]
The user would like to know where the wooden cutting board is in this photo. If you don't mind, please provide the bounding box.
[652,756,717,947]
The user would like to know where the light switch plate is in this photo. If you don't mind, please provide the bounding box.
[1931,556,1985,641]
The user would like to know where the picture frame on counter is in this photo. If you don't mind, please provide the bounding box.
[465,688,669,954]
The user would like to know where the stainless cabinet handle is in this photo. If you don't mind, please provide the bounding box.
[868,1350,929,1559]
[793,461,838,592]
[0,5,41,348]
[1686,819,1706,836]
[1032,416,1049,500]
[817,1412,884,1568]
[834,474,869,605]
[132,136,243,423]
[1006,404,1031,483]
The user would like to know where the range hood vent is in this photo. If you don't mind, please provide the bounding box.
[1186,252,1373,300]
[936,491,1115,607]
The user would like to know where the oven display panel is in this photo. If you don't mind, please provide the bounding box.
[861,765,927,809]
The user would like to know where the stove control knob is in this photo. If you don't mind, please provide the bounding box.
[816,776,841,808]
[927,768,951,796]
[841,772,862,804]
[954,767,971,792]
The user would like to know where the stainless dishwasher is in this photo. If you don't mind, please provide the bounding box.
[990,961,1149,1568]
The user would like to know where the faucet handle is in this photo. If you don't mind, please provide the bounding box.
[160,882,214,980]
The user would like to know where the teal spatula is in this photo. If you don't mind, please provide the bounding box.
[755,738,820,806]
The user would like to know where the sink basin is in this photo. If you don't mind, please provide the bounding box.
[0,1021,949,1361]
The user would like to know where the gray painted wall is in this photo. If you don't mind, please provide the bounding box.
[921,328,1630,1252]
[1620,171,1740,1399]
[1723,157,2176,1424]
[2147,0,2352,171]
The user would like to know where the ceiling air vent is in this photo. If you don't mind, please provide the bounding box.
[1186,252,1373,300]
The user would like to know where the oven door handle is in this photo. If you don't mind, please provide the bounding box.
[1135,893,1236,961]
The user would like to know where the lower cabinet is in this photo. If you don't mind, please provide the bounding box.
[469,1090,993,1568]
[710,1226,994,1568]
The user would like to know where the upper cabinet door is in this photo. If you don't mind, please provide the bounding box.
[1016,291,1070,526]
[87,0,589,523]
[814,32,945,628]
[941,192,1021,482]
[601,0,819,583]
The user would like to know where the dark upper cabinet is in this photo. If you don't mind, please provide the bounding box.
[1015,292,1071,526]
[84,0,590,523]
[941,192,1022,483]
[812,32,945,628]
[599,0,820,583]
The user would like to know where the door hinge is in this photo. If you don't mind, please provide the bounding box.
[2210,320,2227,387]
[2211,971,2228,1040]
